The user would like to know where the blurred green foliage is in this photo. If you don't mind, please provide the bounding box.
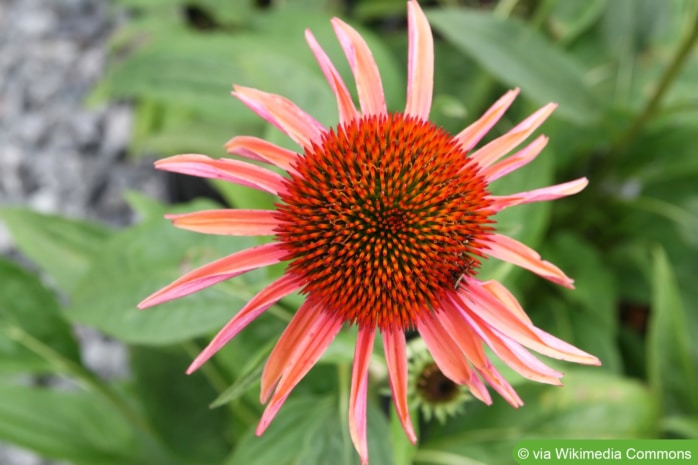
[2,0,698,464]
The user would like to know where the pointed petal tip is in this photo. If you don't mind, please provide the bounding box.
[137,295,157,310]
[331,15,386,116]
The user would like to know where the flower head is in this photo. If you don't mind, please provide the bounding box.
[407,338,472,423]
[139,1,600,463]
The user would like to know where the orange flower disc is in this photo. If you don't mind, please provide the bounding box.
[275,113,494,331]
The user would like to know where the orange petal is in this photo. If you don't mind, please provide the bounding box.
[439,298,522,407]
[305,29,359,124]
[483,135,548,182]
[155,154,286,196]
[490,178,589,212]
[383,329,417,443]
[332,18,386,116]
[165,209,279,236]
[469,103,557,168]
[458,284,599,365]
[417,313,492,404]
[404,0,433,119]
[225,136,298,173]
[485,233,575,288]
[257,310,343,435]
[137,242,286,308]
[260,302,323,403]
[455,88,519,152]
[450,295,563,385]
[478,279,532,325]
[186,273,301,374]
[349,327,375,465]
[233,85,326,148]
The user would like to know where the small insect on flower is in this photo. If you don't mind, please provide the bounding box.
[138,1,600,464]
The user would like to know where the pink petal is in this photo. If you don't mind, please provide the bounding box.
[439,299,522,407]
[490,178,589,212]
[478,279,532,324]
[469,103,557,168]
[331,18,386,116]
[225,136,298,173]
[453,299,563,385]
[349,327,375,465]
[454,88,519,152]
[137,242,287,308]
[155,154,287,196]
[305,29,359,124]
[417,313,492,405]
[260,302,323,403]
[404,0,433,119]
[186,273,301,374]
[233,85,326,148]
[165,209,279,236]
[256,310,343,435]
[477,366,523,407]
[532,326,601,366]
[483,135,548,182]
[485,233,575,288]
[458,282,600,365]
[383,330,417,443]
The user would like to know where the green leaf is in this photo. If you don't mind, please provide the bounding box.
[0,208,113,295]
[417,371,658,465]
[226,395,394,465]
[622,123,698,185]
[662,415,698,439]
[66,200,267,344]
[648,246,698,415]
[0,384,151,465]
[130,346,231,465]
[427,9,600,124]
[210,338,274,408]
[104,26,334,125]
[548,0,607,45]
[189,0,253,26]
[123,191,171,222]
[0,259,81,373]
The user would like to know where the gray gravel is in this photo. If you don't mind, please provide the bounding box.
[0,0,164,463]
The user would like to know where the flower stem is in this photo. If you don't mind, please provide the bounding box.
[610,8,698,156]
[338,362,352,465]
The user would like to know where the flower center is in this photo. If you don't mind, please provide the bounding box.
[416,362,461,403]
[275,113,493,331]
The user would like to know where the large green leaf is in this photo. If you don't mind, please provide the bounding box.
[0,259,81,373]
[0,384,154,465]
[0,208,113,295]
[103,8,403,129]
[226,395,394,465]
[648,246,698,416]
[548,0,607,45]
[417,371,658,465]
[130,346,231,464]
[427,9,600,124]
[65,200,267,344]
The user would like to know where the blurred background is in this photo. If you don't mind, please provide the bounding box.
[1,0,697,464]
